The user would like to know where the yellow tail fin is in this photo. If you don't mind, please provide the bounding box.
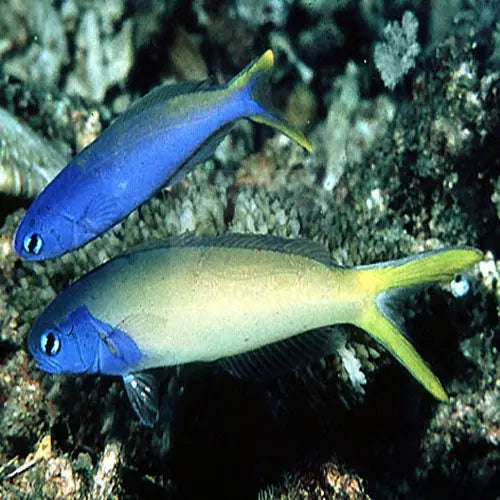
[353,247,482,401]
[228,50,313,152]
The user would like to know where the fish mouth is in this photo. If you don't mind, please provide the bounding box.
[12,223,24,256]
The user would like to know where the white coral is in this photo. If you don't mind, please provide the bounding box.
[374,11,421,90]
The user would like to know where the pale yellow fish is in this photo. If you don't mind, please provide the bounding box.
[28,234,482,426]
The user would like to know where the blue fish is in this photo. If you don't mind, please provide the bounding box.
[14,51,311,260]
[27,234,482,427]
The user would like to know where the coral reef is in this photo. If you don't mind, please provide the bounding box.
[259,458,368,499]
[0,0,498,498]
[374,11,421,91]
[1,0,68,89]
[0,108,69,198]
[232,0,294,28]
[0,0,176,105]
[64,7,133,102]
[316,61,395,191]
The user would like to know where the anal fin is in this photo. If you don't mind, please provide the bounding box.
[219,327,334,381]
[167,123,234,187]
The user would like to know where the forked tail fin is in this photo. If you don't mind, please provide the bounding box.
[353,247,482,401]
[227,50,313,152]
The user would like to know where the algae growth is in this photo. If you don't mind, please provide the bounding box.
[0,0,498,498]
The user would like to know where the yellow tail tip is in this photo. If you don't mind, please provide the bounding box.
[262,49,274,68]
[430,380,449,403]
[230,49,275,90]
[296,134,313,152]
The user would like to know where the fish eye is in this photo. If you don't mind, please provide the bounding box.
[23,232,43,255]
[40,330,61,356]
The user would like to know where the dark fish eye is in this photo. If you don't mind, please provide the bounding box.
[23,232,43,255]
[40,330,61,356]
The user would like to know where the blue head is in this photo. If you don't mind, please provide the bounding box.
[13,163,116,260]
[14,166,87,261]
[28,304,142,376]
[14,201,76,261]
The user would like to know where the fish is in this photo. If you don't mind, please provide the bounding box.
[13,50,312,260]
[27,234,482,427]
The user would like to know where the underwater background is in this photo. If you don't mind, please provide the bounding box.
[0,0,498,498]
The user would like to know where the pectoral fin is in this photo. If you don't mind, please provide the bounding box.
[116,313,167,343]
[81,194,122,234]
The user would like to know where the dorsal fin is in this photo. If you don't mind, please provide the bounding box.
[111,79,216,127]
[219,327,335,381]
[126,233,333,266]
